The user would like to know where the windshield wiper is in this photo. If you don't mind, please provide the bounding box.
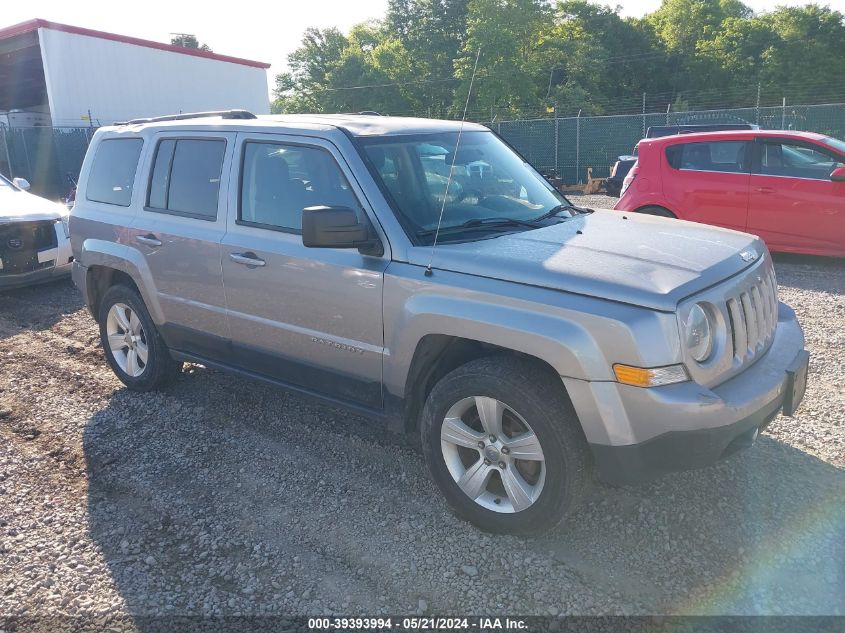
[532,203,593,223]
[417,217,541,237]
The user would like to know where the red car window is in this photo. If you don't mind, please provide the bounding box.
[758,141,845,180]
[666,141,749,173]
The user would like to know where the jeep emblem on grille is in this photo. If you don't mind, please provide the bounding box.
[739,250,756,262]
[7,238,23,250]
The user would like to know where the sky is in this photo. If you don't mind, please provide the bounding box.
[7,0,845,99]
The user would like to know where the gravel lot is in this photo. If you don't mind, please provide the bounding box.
[1,196,843,621]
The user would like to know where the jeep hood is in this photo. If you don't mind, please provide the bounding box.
[0,186,67,223]
[412,210,763,311]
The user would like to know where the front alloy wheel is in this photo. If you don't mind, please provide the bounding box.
[421,356,592,535]
[440,396,546,513]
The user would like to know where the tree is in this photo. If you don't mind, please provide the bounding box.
[170,33,213,52]
[273,0,845,118]
[646,0,751,99]
[544,1,670,114]
[755,5,845,104]
[455,0,552,119]
[272,27,349,113]
[386,0,469,116]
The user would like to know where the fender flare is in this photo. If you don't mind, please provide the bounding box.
[383,292,614,399]
[79,238,165,324]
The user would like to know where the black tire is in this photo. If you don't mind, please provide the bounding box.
[420,356,592,535]
[636,205,676,218]
[97,284,181,391]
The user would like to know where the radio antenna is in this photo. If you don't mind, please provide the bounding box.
[425,48,482,277]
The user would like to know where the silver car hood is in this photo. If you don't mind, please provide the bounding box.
[0,187,66,223]
[413,210,763,311]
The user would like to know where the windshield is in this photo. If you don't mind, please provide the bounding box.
[360,131,571,243]
[822,135,845,155]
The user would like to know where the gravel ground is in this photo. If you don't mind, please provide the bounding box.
[0,203,843,621]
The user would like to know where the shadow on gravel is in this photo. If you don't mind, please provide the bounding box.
[82,368,845,618]
[0,277,82,340]
[541,435,845,615]
[81,369,417,622]
[773,254,845,294]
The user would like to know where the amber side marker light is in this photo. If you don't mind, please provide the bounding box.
[613,364,689,387]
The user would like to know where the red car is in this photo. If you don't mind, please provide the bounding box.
[614,130,845,257]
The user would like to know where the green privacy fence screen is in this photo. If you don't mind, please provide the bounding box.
[2,102,844,199]
[0,126,96,200]
[494,103,845,184]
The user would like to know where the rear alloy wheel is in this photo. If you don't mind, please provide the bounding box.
[98,285,181,391]
[106,303,148,378]
[421,356,592,535]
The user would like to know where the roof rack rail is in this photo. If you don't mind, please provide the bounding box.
[116,109,257,125]
[356,111,382,116]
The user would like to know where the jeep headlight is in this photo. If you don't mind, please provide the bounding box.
[685,303,714,362]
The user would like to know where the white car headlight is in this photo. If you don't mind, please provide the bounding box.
[685,303,714,362]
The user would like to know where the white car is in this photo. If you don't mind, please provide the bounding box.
[0,174,73,290]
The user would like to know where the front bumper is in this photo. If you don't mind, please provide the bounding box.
[565,301,807,484]
[0,227,73,291]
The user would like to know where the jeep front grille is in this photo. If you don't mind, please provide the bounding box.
[725,264,778,364]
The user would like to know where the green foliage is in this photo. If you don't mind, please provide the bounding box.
[170,34,212,52]
[272,0,845,119]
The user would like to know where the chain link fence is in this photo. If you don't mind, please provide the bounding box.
[2,102,844,199]
[0,126,96,200]
[495,103,845,184]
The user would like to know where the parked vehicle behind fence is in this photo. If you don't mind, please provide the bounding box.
[615,130,845,257]
[0,172,73,290]
[70,111,808,534]
[605,124,760,198]
[605,155,636,197]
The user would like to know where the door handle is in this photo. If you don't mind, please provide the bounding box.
[229,252,266,267]
[135,234,162,247]
[755,187,775,194]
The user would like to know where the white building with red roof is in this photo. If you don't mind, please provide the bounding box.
[0,19,270,127]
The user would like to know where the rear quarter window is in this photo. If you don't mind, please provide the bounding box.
[665,141,748,173]
[86,138,144,206]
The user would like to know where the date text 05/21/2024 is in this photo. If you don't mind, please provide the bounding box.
[307,617,528,630]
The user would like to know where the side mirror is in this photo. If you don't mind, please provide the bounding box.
[12,177,30,191]
[831,166,845,182]
[302,206,382,256]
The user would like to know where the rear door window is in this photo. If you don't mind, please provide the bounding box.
[86,138,144,206]
[147,138,226,219]
[665,141,750,173]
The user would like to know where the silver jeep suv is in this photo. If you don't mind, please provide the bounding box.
[70,110,809,534]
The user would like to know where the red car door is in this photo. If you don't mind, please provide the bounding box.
[748,138,845,256]
[663,140,751,232]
